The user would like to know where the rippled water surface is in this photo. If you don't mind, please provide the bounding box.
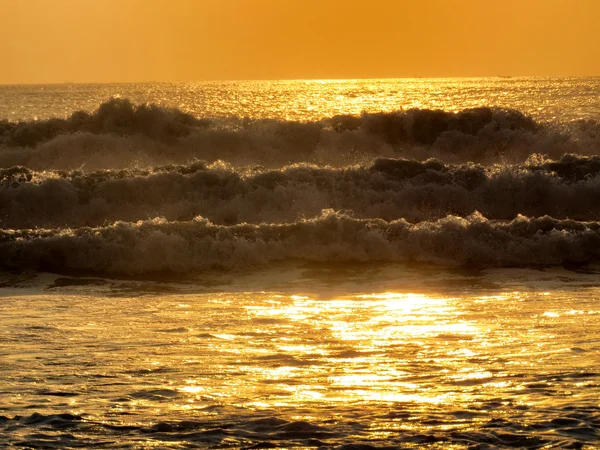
[1,77,598,122]
[1,266,599,448]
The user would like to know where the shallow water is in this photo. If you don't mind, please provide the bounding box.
[1,266,599,448]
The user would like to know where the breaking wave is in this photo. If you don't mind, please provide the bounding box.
[2,100,600,274]
[1,99,598,170]
[2,212,600,274]
[3,154,600,229]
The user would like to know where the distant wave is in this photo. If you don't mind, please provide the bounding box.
[2,212,600,274]
[0,99,209,147]
[3,154,600,229]
[1,99,597,170]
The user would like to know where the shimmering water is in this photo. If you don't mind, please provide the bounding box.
[1,266,599,448]
[1,77,600,448]
[1,77,598,122]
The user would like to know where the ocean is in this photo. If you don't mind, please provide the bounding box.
[1,78,599,448]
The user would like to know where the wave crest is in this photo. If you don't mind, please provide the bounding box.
[3,155,600,229]
[1,99,595,170]
[0,98,208,148]
[2,212,599,274]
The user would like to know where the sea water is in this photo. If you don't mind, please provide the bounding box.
[0,78,599,448]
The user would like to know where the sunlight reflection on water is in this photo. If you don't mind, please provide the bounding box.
[1,77,598,122]
[238,292,500,409]
[1,269,599,447]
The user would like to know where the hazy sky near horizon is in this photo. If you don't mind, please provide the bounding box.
[1,0,599,84]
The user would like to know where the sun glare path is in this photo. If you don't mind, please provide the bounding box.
[221,292,485,408]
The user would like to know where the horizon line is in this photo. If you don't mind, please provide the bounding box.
[1,74,599,87]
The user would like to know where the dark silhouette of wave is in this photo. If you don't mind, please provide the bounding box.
[1,99,597,170]
[0,98,209,147]
[2,212,600,274]
[3,155,600,229]
[2,100,600,274]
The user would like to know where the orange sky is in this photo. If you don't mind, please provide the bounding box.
[1,0,599,84]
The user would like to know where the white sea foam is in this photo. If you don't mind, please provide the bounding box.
[1,99,600,273]
[2,155,600,229]
[2,212,600,274]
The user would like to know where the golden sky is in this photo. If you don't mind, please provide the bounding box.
[1,0,599,84]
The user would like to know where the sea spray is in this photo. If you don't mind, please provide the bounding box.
[3,155,600,229]
[2,212,599,273]
[1,99,597,170]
